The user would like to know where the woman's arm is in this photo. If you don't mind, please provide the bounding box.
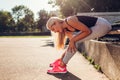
[67,16,92,42]
[64,30,73,40]
[66,16,92,53]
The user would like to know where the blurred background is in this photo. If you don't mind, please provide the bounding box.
[0,0,120,36]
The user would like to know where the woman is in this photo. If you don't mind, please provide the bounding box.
[46,15,111,74]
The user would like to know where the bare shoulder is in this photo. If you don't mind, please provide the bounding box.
[67,15,79,24]
[66,15,90,31]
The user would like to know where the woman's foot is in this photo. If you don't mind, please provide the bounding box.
[47,64,67,74]
[49,59,61,67]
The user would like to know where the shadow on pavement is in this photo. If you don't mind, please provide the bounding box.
[48,71,82,80]
[41,39,54,47]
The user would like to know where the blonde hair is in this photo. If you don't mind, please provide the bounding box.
[46,17,66,49]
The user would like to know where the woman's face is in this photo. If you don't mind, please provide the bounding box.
[50,21,63,33]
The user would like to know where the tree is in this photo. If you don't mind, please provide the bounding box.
[12,5,35,32]
[88,0,120,12]
[48,0,91,17]
[37,9,49,32]
[12,5,26,22]
[49,0,120,17]
[0,10,15,33]
[22,9,35,32]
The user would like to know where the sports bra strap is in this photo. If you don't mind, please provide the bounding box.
[65,18,80,32]
[65,18,74,28]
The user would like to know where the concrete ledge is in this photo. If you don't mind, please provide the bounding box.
[78,40,120,80]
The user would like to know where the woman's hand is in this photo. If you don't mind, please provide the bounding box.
[67,39,77,53]
[64,29,77,53]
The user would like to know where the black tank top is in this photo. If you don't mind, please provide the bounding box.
[65,16,98,32]
[76,16,98,28]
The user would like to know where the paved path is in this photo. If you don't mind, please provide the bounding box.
[0,37,109,80]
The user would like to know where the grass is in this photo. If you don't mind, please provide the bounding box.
[0,36,51,38]
[81,51,102,72]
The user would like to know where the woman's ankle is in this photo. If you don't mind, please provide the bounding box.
[60,59,66,67]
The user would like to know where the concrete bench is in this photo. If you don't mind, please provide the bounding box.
[78,23,120,80]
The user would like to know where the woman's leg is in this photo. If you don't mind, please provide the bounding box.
[61,17,111,65]
[62,49,76,64]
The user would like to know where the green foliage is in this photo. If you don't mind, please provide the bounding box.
[12,5,34,22]
[87,56,94,64]
[12,5,26,22]
[81,52,102,72]
[82,51,87,58]
[88,0,120,12]
[48,0,120,17]
[94,64,101,71]
[0,10,15,32]
[11,5,36,32]
[37,9,50,32]
[0,5,50,33]
[48,0,92,17]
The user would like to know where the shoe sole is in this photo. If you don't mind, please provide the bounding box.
[47,71,67,74]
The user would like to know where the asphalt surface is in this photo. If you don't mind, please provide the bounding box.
[0,37,109,80]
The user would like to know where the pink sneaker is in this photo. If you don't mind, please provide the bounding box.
[49,59,61,67]
[47,65,67,74]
